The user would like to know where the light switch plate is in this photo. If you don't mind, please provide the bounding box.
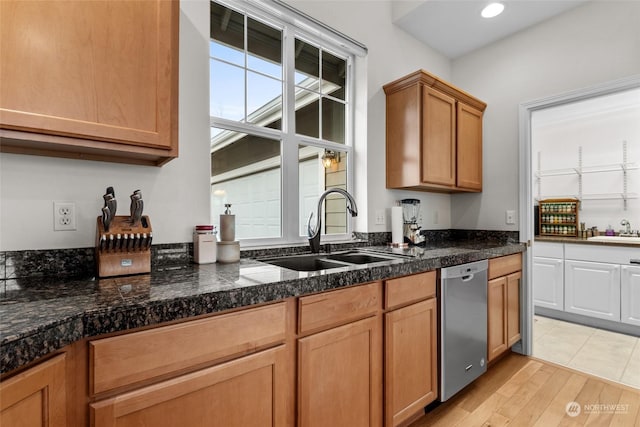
[506,210,516,225]
[375,209,385,225]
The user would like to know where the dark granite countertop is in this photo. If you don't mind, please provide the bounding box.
[0,240,524,375]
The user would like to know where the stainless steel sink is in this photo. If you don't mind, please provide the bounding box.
[325,251,399,265]
[260,254,348,272]
[260,249,409,272]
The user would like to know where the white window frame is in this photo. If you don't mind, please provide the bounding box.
[210,0,365,247]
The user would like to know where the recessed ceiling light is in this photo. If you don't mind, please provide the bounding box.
[481,2,505,18]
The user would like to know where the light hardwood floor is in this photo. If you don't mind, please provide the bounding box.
[410,353,640,426]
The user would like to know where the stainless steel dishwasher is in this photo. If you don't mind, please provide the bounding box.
[439,259,488,401]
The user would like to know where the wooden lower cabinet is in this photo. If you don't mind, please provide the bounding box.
[384,298,438,427]
[488,271,521,362]
[91,345,289,427]
[0,354,67,427]
[298,316,382,427]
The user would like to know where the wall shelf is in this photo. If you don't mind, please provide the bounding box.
[536,141,637,210]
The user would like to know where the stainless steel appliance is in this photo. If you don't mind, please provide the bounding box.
[401,198,425,245]
[439,259,488,401]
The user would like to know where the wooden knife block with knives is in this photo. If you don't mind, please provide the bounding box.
[96,188,152,278]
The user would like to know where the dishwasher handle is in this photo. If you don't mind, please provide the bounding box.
[631,259,640,265]
[461,274,475,282]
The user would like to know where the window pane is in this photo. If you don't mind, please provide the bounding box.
[247,18,282,79]
[322,98,345,144]
[247,71,282,129]
[298,145,348,236]
[210,59,244,121]
[210,3,244,66]
[322,51,346,100]
[295,89,319,139]
[210,40,244,66]
[295,39,319,86]
[211,129,281,239]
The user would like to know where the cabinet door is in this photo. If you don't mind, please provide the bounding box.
[0,354,66,427]
[0,0,178,164]
[456,102,483,191]
[385,299,437,427]
[533,256,564,310]
[565,260,621,321]
[298,316,382,427]
[421,86,456,187]
[487,277,507,362]
[621,265,640,327]
[506,272,521,347]
[91,345,291,427]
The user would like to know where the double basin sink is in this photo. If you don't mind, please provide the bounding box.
[260,249,410,272]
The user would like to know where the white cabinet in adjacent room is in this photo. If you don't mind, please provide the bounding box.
[533,242,564,311]
[533,257,564,310]
[564,260,621,322]
[621,265,640,327]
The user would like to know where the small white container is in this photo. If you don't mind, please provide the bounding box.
[194,225,217,264]
[217,241,240,263]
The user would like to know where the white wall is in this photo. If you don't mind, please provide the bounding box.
[0,0,452,252]
[285,0,453,233]
[6,1,637,251]
[532,89,640,230]
[450,0,640,231]
[0,0,211,251]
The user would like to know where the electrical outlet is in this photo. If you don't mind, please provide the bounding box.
[506,210,516,225]
[433,210,439,225]
[375,209,385,225]
[54,202,77,231]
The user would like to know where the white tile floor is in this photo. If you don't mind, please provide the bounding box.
[532,315,640,389]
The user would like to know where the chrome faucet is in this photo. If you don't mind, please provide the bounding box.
[620,219,635,236]
[307,188,358,253]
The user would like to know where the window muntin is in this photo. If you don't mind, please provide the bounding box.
[210,1,354,245]
[210,3,283,129]
[294,38,347,144]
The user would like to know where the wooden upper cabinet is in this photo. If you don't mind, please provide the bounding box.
[0,0,179,166]
[422,87,456,187]
[384,69,486,193]
[456,102,483,191]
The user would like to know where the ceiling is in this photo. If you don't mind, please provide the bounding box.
[393,0,589,59]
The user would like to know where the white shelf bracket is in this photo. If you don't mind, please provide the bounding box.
[578,146,583,210]
[623,140,628,210]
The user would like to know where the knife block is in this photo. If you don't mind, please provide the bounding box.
[96,215,152,278]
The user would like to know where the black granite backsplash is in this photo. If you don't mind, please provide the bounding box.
[0,229,519,280]
[0,244,193,281]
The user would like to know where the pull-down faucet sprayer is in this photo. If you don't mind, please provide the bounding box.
[307,188,358,253]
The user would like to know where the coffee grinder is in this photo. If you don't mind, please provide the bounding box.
[401,198,425,246]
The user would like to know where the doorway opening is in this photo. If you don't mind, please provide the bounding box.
[519,76,640,388]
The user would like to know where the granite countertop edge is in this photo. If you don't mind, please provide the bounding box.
[0,242,525,374]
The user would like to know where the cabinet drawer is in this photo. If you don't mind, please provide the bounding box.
[385,271,436,309]
[90,302,287,394]
[489,253,522,279]
[298,282,381,334]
